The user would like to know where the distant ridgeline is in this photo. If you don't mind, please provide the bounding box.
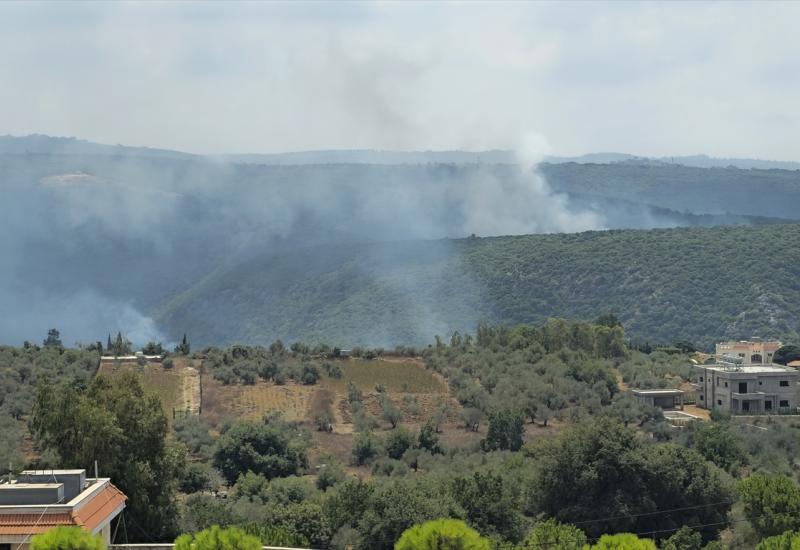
[3,137,800,349]
[156,223,800,350]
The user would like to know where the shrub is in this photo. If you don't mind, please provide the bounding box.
[315,412,333,432]
[756,530,800,550]
[522,519,586,550]
[239,524,310,548]
[174,526,261,550]
[352,432,382,465]
[299,364,321,385]
[213,421,308,484]
[589,533,657,549]
[385,427,415,459]
[180,462,212,493]
[395,518,491,550]
[31,526,106,550]
[738,474,800,538]
[316,459,347,491]
[660,526,702,550]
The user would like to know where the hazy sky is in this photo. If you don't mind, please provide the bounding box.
[1,1,799,159]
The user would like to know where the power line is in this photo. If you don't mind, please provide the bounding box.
[569,499,735,526]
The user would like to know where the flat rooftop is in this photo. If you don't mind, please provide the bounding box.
[632,389,684,395]
[0,484,63,489]
[21,470,85,475]
[699,364,796,374]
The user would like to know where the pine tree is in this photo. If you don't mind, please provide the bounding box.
[43,329,62,348]
[174,334,190,355]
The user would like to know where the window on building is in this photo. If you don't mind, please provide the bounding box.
[725,382,728,388]
[759,381,763,385]
[700,376,704,382]
[739,382,747,393]
[780,400,790,408]
[780,381,790,387]
[700,394,704,401]
[717,399,722,405]
[765,401,773,410]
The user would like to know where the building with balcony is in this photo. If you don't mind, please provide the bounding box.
[715,338,782,366]
[0,469,126,550]
[694,362,799,414]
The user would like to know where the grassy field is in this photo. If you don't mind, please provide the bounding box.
[97,359,183,423]
[323,357,446,394]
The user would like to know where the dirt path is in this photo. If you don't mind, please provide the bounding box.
[613,368,629,391]
[178,363,201,415]
[683,404,710,420]
[331,396,354,434]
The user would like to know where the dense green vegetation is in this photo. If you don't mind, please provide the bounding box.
[159,223,800,350]
[9,319,800,549]
[30,526,106,550]
[0,344,98,467]
[32,372,185,540]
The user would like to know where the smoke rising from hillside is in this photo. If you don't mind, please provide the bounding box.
[0,145,605,346]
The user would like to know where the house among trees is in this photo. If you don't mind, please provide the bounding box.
[0,469,126,549]
[694,358,799,414]
[715,338,782,365]
[632,388,685,410]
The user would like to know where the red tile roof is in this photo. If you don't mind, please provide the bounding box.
[0,483,126,535]
[74,483,126,532]
[0,513,73,534]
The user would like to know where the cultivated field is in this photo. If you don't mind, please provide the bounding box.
[201,379,316,425]
[96,357,199,424]
[199,356,451,432]
[324,357,446,394]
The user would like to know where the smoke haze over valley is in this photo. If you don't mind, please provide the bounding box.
[1,2,800,349]
[2,136,799,348]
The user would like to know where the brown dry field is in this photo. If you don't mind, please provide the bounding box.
[199,356,451,432]
[201,378,317,426]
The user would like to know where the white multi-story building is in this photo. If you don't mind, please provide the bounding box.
[695,362,799,413]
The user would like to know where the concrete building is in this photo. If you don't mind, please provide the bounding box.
[715,338,782,366]
[694,362,799,413]
[632,389,685,410]
[0,469,126,550]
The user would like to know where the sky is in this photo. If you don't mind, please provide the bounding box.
[0,1,799,159]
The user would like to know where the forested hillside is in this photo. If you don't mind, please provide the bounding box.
[157,223,800,350]
[541,162,800,220]
[3,137,800,347]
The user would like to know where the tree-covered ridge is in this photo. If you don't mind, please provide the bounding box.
[540,162,800,220]
[425,319,631,430]
[158,223,800,349]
